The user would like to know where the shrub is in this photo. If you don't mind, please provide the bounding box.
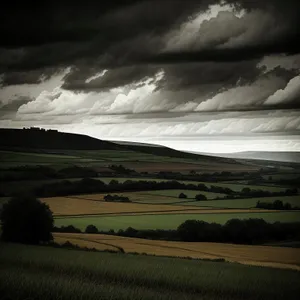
[85,224,99,234]
[0,196,53,244]
[195,194,207,201]
[179,193,187,199]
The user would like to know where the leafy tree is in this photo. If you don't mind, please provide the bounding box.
[109,179,119,185]
[273,200,284,210]
[0,196,53,244]
[85,224,99,234]
[179,193,187,199]
[195,194,207,201]
[242,187,251,194]
[284,203,292,210]
[53,225,81,233]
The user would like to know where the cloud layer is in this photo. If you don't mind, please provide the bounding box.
[1,0,300,153]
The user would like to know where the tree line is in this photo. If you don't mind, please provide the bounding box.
[53,219,300,245]
[31,177,297,199]
[256,200,300,210]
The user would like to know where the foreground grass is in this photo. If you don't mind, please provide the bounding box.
[54,232,300,270]
[55,211,300,231]
[0,242,299,300]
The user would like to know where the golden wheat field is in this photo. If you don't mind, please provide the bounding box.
[40,195,275,216]
[40,196,202,215]
[53,233,300,271]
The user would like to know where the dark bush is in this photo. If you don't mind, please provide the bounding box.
[0,196,53,244]
[85,224,99,234]
[52,225,81,233]
[195,194,207,201]
[179,193,187,199]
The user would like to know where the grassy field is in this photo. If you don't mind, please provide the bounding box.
[1,242,300,300]
[54,232,300,270]
[41,195,276,216]
[1,175,288,200]
[71,190,224,202]
[178,196,300,209]
[54,211,300,231]
[0,148,260,172]
[0,150,100,165]
[136,189,226,200]
[41,196,209,216]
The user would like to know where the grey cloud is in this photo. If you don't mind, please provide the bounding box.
[62,65,160,92]
[0,96,32,119]
[264,75,300,107]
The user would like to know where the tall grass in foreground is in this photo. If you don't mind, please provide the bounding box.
[0,242,300,300]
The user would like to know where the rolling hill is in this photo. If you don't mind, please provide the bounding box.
[0,128,244,166]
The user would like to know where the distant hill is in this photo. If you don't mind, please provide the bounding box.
[0,128,243,165]
[197,151,300,164]
[0,128,122,151]
[113,140,161,147]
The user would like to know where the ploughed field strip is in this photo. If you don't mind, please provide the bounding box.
[41,195,280,216]
[54,233,300,271]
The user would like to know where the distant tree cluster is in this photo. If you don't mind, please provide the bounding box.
[22,127,58,132]
[104,194,131,202]
[85,224,99,233]
[241,187,298,198]
[256,200,300,210]
[109,165,135,174]
[53,225,81,233]
[195,194,207,201]
[178,193,187,199]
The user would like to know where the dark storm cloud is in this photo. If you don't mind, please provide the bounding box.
[1,0,298,77]
[62,66,160,92]
[0,1,204,71]
[0,97,31,118]
[0,1,144,47]
[0,0,300,116]
[0,68,60,86]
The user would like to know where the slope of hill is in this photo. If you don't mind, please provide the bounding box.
[0,128,122,151]
[0,128,243,166]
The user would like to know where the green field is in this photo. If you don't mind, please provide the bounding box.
[0,175,289,198]
[0,149,208,167]
[54,211,300,231]
[133,189,225,201]
[1,242,299,300]
[178,196,300,209]
[87,177,288,192]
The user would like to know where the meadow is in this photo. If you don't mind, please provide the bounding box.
[53,232,300,270]
[1,242,300,300]
[1,133,300,300]
[177,195,300,208]
[40,196,211,216]
[54,211,300,231]
[0,149,260,172]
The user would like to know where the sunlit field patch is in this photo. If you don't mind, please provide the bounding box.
[54,232,300,270]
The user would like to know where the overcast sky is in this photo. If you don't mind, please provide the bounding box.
[1,0,300,153]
